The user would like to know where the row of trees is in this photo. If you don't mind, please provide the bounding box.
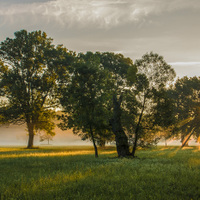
[0,30,199,157]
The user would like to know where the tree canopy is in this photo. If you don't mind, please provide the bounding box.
[173,76,200,147]
[127,52,176,156]
[58,52,112,157]
[0,30,73,148]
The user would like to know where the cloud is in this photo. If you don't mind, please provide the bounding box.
[0,0,199,80]
[0,0,52,4]
[38,0,147,28]
[1,0,199,29]
[39,0,200,28]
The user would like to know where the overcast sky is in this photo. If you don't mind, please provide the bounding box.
[0,0,200,78]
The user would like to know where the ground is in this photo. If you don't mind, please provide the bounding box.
[0,146,199,200]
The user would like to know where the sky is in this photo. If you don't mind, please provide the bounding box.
[0,0,200,78]
[0,0,200,146]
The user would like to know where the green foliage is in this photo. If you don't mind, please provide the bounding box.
[135,52,176,90]
[0,30,73,148]
[96,52,134,79]
[127,52,176,156]
[97,52,135,98]
[59,52,113,156]
[0,146,199,200]
[173,76,200,145]
[127,65,137,85]
[96,52,136,157]
[152,88,176,128]
[35,109,56,136]
[59,52,110,132]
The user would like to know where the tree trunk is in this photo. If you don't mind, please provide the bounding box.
[182,140,188,146]
[181,129,194,148]
[110,94,130,157]
[27,122,35,149]
[132,132,138,158]
[90,125,98,158]
[165,138,167,147]
[132,95,146,157]
[181,134,189,147]
[115,134,130,157]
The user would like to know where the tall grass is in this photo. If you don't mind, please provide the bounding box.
[0,146,199,200]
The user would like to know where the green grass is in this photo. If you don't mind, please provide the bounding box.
[0,146,199,200]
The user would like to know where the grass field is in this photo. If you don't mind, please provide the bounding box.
[0,146,199,200]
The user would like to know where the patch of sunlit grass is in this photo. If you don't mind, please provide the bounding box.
[182,146,194,150]
[0,147,24,152]
[0,147,117,159]
[0,150,94,159]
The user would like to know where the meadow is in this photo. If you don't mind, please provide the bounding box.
[0,146,199,200]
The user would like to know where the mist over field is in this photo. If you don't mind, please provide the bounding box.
[0,125,199,147]
[0,125,90,146]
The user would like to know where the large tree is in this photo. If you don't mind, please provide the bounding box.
[173,76,200,147]
[97,52,137,157]
[0,30,72,148]
[59,52,112,157]
[127,52,176,157]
